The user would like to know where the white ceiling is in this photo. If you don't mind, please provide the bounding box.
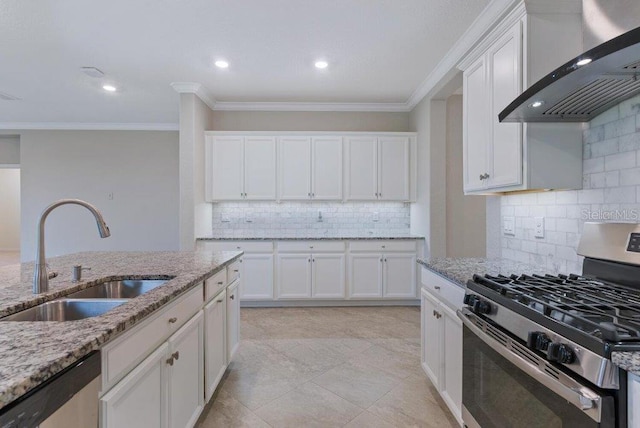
[0,0,489,126]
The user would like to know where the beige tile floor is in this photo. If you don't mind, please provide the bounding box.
[0,251,20,267]
[196,307,458,428]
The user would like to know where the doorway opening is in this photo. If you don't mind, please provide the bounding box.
[0,135,21,266]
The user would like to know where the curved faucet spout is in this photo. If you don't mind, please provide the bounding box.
[34,199,111,294]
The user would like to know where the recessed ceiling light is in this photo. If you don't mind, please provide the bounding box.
[314,61,328,69]
[102,84,117,92]
[529,100,544,108]
[576,58,592,66]
[215,60,229,69]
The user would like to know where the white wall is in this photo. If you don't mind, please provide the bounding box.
[210,111,409,132]
[445,95,486,257]
[20,130,179,261]
[0,135,20,165]
[0,169,20,250]
[179,94,214,250]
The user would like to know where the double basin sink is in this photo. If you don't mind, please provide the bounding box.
[1,278,173,322]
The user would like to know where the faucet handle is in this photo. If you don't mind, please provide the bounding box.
[45,263,58,280]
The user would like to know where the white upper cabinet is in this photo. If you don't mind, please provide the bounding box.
[206,132,415,202]
[346,136,411,201]
[278,136,343,201]
[208,136,244,201]
[346,137,378,200]
[378,137,410,201]
[460,2,583,194]
[206,136,276,201]
[244,137,277,200]
[279,137,312,200]
[312,137,343,200]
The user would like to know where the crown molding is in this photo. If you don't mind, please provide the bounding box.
[0,122,179,131]
[406,0,521,108]
[171,82,217,111]
[211,101,411,112]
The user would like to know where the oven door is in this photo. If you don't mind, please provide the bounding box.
[458,308,617,428]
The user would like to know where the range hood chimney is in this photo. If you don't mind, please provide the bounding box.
[499,25,640,123]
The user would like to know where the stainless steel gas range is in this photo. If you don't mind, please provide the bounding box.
[459,223,640,428]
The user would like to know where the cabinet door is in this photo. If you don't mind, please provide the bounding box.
[378,137,409,201]
[167,312,204,428]
[209,136,244,200]
[421,289,441,389]
[463,57,489,193]
[382,252,416,298]
[279,136,311,200]
[240,254,274,300]
[440,303,463,424]
[488,21,522,189]
[204,290,226,402]
[277,253,312,298]
[346,137,378,200]
[227,280,240,362]
[312,253,345,298]
[244,137,277,200]
[101,343,168,428]
[312,137,343,200]
[348,253,382,298]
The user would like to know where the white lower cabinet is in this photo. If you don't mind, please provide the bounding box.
[349,252,416,298]
[204,289,226,402]
[101,312,204,428]
[167,312,205,428]
[239,254,273,300]
[420,269,464,427]
[227,280,241,362]
[276,252,345,299]
[101,343,167,428]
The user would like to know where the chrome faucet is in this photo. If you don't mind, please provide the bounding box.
[33,199,111,294]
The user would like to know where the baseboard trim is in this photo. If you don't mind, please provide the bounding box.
[240,299,420,308]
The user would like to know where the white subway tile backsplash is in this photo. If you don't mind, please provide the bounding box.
[605,152,636,170]
[211,201,410,237]
[499,104,640,273]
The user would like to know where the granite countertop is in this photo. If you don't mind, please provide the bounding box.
[198,232,425,241]
[611,353,640,376]
[0,250,241,410]
[417,257,557,288]
[419,257,640,376]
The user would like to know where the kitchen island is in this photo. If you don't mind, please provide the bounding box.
[0,250,241,414]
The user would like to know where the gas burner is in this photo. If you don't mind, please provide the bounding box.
[471,273,640,343]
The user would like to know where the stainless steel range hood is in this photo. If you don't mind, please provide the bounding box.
[499,25,640,123]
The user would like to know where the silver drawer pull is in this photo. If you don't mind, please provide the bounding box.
[217,299,224,303]
[434,286,441,290]
[168,317,177,324]
[217,281,224,285]
[230,294,235,300]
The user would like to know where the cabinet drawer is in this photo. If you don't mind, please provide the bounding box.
[350,240,416,252]
[205,269,227,302]
[101,283,203,391]
[277,241,345,253]
[200,241,273,253]
[421,268,464,310]
[227,260,241,283]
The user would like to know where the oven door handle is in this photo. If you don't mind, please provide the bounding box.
[457,308,603,423]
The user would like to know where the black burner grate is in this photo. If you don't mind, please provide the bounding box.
[473,273,640,343]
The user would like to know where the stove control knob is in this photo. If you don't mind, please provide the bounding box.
[463,294,477,306]
[472,300,492,315]
[527,332,550,351]
[547,343,575,364]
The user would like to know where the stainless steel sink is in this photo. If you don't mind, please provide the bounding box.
[65,278,172,299]
[1,299,128,322]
